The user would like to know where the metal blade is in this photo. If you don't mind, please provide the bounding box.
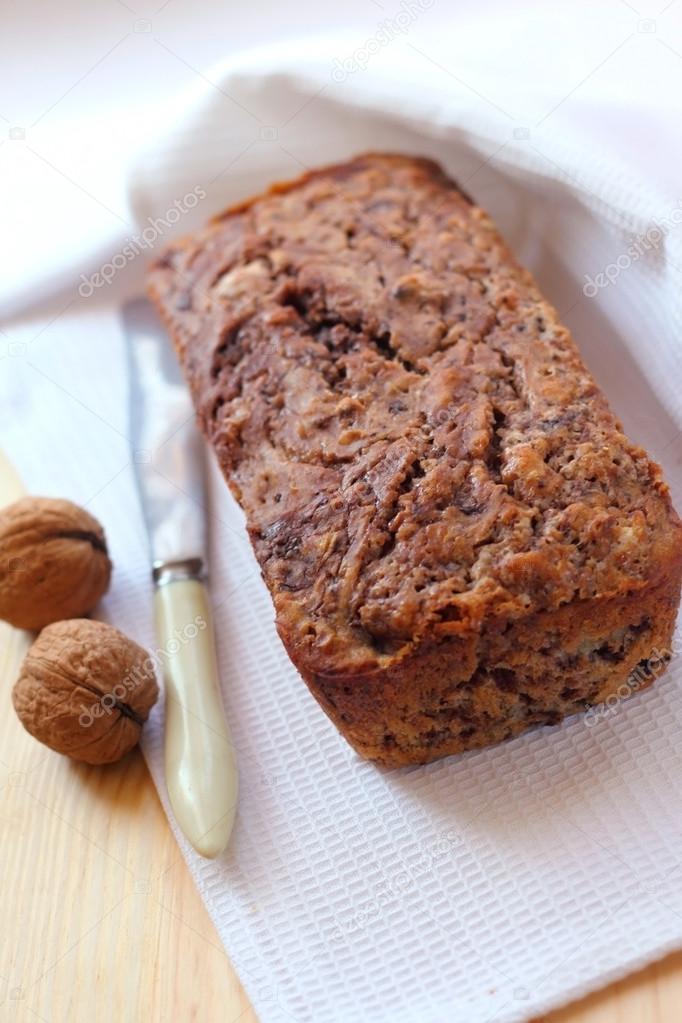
[122,297,206,572]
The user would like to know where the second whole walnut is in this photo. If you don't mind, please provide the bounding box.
[0,496,112,630]
[12,618,159,764]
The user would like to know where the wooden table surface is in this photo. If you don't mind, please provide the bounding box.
[1,451,681,1023]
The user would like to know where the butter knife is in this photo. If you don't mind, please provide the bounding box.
[123,297,238,858]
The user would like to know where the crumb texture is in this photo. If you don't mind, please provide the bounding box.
[149,153,682,764]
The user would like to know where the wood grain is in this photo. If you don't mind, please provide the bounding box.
[0,450,679,1023]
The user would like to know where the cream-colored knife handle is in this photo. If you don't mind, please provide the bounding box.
[154,576,238,858]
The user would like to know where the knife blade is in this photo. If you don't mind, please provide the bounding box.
[122,297,238,858]
[126,297,205,572]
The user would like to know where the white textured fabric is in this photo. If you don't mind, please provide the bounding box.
[3,28,682,1023]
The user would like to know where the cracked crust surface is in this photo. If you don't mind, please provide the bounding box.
[148,153,682,765]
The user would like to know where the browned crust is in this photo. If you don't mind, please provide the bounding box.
[147,152,682,765]
[301,562,682,766]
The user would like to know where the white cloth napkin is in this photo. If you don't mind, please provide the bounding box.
[3,28,682,1023]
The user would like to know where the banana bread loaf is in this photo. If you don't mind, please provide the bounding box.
[148,153,682,766]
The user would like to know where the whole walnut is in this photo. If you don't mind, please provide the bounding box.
[12,619,159,764]
[0,496,112,630]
